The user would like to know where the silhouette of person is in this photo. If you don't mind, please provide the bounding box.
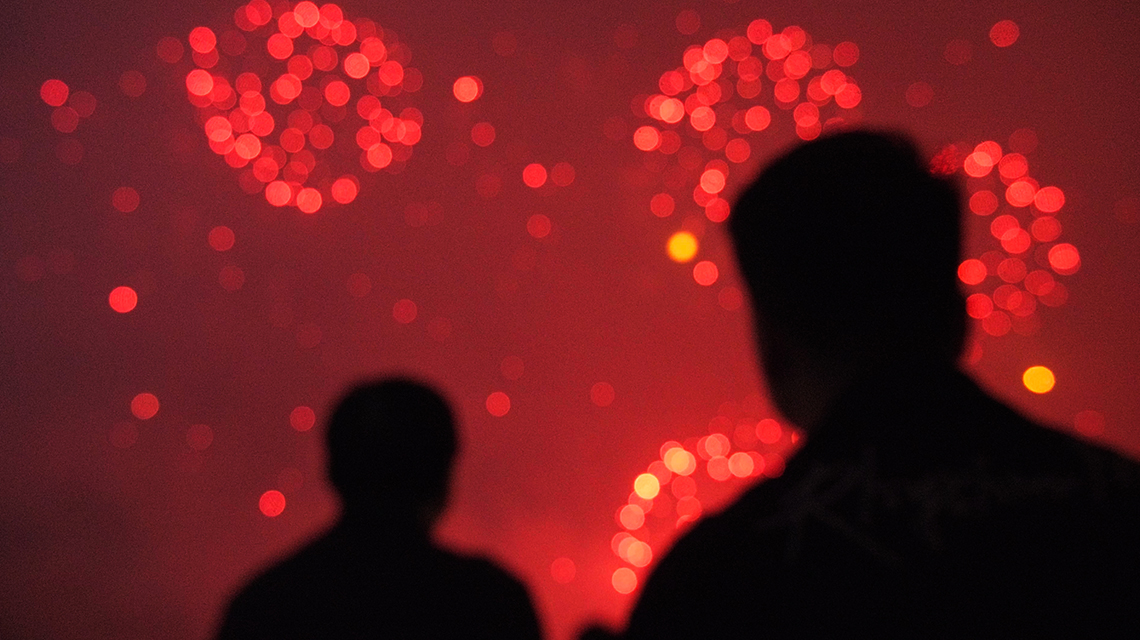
[613,131,1140,638]
[217,379,542,640]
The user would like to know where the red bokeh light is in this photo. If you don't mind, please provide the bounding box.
[108,286,138,313]
[527,214,552,239]
[453,76,483,103]
[392,299,418,324]
[131,393,160,420]
[990,20,1021,48]
[522,163,548,188]
[590,382,615,407]
[486,391,511,417]
[290,406,316,432]
[259,490,286,517]
[40,79,69,107]
[692,261,719,286]
[551,558,576,584]
[208,226,236,251]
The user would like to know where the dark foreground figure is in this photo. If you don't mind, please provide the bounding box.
[618,132,1140,638]
[218,379,541,640]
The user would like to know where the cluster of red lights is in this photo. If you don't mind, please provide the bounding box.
[176,1,424,213]
[630,19,862,283]
[939,132,1079,338]
[607,411,798,593]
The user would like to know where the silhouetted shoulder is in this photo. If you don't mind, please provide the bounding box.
[624,367,1140,639]
[218,529,542,640]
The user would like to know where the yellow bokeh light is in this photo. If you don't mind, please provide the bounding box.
[633,473,660,500]
[1023,366,1055,394]
[667,231,698,263]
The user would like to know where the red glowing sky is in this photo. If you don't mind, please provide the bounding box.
[1,1,1139,639]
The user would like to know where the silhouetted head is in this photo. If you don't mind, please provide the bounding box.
[730,131,966,423]
[326,378,457,528]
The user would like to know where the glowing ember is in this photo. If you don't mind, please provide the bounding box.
[629,19,864,270]
[180,2,424,213]
[940,134,1077,338]
[605,402,798,594]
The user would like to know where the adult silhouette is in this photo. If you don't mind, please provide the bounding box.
[217,379,542,640]
[615,131,1140,638]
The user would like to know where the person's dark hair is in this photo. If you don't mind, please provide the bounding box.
[729,130,965,361]
[326,378,457,515]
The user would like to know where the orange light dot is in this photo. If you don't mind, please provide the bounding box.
[233,133,262,160]
[296,188,322,214]
[612,567,638,594]
[728,451,755,477]
[331,177,359,204]
[188,26,216,53]
[634,473,660,500]
[108,286,138,313]
[40,79,69,106]
[259,490,286,517]
[663,447,697,476]
[486,391,511,417]
[522,163,547,188]
[265,181,292,206]
[667,231,698,263]
[989,20,1020,47]
[699,169,726,194]
[343,52,370,79]
[692,260,719,286]
[453,76,483,102]
[619,504,645,530]
[633,126,661,151]
[1022,366,1055,394]
[551,558,576,584]
[186,69,214,96]
[626,541,653,568]
[690,106,716,131]
[208,226,235,251]
[131,392,160,420]
[290,406,316,431]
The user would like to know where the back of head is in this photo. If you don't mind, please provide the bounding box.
[326,378,457,521]
[729,130,965,363]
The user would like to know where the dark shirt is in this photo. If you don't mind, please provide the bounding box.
[624,364,1140,639]
[217,524,542,640]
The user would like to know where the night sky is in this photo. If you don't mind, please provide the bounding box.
[2,1,1139,638]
